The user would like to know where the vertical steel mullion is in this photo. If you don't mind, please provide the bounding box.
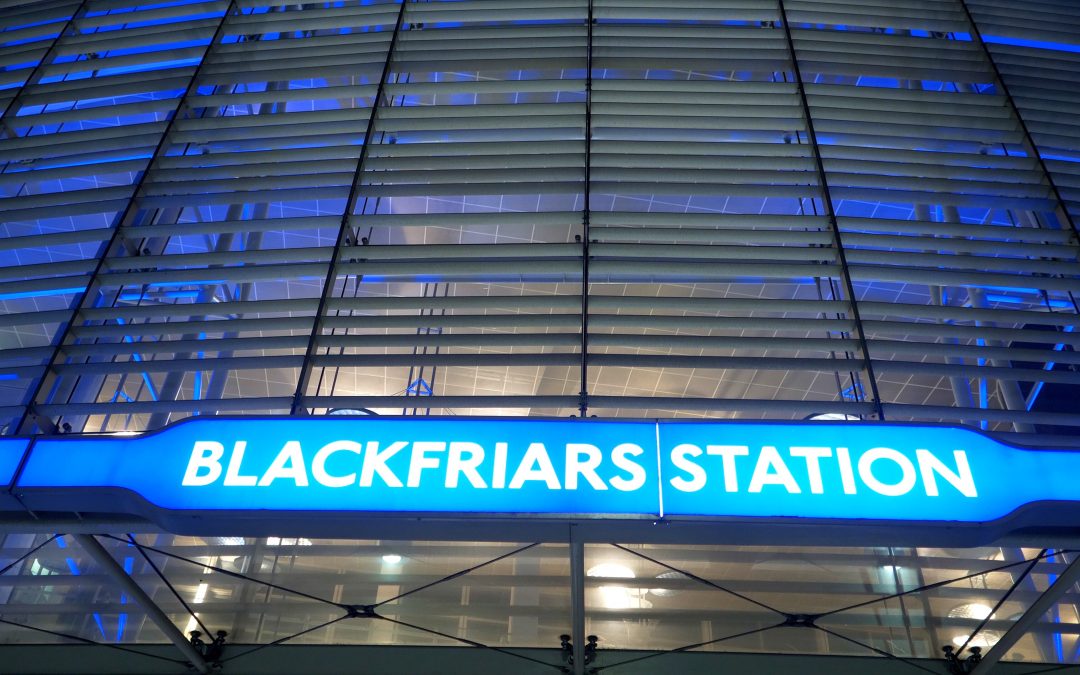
[956,0,1074,431]
[578,0,593,417]
[775,1,885,420]
[291,0,410,414]
[16,1,240,434]
[956,0,1080,240]
[0,0,89,129]
[569,533,586,675]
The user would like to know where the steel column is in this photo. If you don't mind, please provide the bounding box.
[16,0,241,435]
[957,0,1080,240]
[968,554,1080,674]
[73,534,210,674]
[578,0,594,417]
[290,0,410,414]
[775,0,885,419]
[569,532,586,675]
[0,0,90,128]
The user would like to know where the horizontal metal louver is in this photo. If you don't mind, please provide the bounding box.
[0,0,1077,442]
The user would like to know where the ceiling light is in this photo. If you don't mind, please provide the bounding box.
[586,563,635,579]
[952,631,1000,649]
[948,603,993,620]
[650,571,689,597]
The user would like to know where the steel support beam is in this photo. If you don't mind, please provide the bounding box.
[968,288,1037,435]
[72,534,209,674]
[577,0,594,417]
[290,0,410,414]
[569,531,586,675]
[968,554,1080,674]
[16,1,240,435]
[775,0,885,420]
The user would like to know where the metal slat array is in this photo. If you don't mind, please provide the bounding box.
[788,0,1080,434]
[303,0,589,417]
[1,0,1079,436]
[0,0,230,430]
[583,0,872,418]
[966,0,1080,222]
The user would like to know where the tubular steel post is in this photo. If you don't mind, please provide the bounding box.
[15,1,240,435]
[0,0,91,127]
[578,0,594,417]
[775,0,886,419]
[968,554,1080,674]
[569,532,586,675]
[73,534,210,674]
[956,0,1080,241]
[290,0,410,415]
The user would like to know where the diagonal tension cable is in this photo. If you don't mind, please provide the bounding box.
[377,615,565,671]
[0,617,187,665]
[0,534,59,577]
[372,542,540,609]
[611,543,785,616]
[956,549,1048,657]
[220,542,554,672]
[818,548,1068,619]
[219,615,351,664]
[102,535,341,609]
[593,622,787,672]
[125,534,212,636]
[814,624,942,674]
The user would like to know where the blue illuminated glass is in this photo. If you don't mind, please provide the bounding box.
[0,438,29,487]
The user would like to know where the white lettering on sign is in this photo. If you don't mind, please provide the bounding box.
[917,449,978,497]
[610,443,647,492]
[179,438,977,501]
[407,441,445,488]
[666,444,977,498]
[566,444,606,491]
[360,440,405,487]
[509,443,560,490]
[183,441,224,486]
[707,445,749,492]
[858,447,915,497]
[748,446,801,494]
[182,439,652,492]
[224,441,257,486]
[312,440,361,488]
[446,442,485,488]
[789,446,831,494]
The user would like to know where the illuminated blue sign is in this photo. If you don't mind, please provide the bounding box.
[0,438,28,487]
[658,422,1062,522]
[0,438,30,511]
[18,419,658,515]
[5,418,1080,533]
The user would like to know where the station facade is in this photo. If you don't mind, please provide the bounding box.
[2,0,1080,672]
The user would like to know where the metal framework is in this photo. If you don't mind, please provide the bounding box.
[2,0,1080,673]
[2,534,1080,674]
[0,0,1077,440]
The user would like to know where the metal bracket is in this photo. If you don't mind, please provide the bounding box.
[344,604,378,619]
[559,634,599,671]
[189,630,228,666]
[782,613,819,628]
[943,645,982,674]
